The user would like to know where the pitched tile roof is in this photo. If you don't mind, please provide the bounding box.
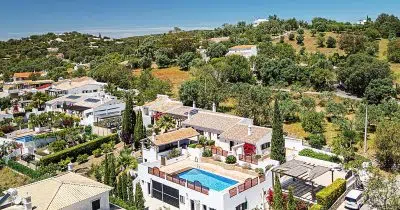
[143,95,183,113]
[229,45,256,50]
[13,172,112,210]
[152,127,199,146]
[52,77,103,90]
[13,72,43,78]
[219,123,271,144]
[182,111,243,134]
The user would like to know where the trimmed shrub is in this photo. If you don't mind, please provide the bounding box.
[225,155,237,164]
[298,149,341,163]
[92,148,102,157]
[309,204,323,210]
[188,143,197,148]
[40,134,117,165]
[316,178,346,209]
[202,149,212,157]
[255,168,264,175]
[6,160,41,179]
[76,154,89,163]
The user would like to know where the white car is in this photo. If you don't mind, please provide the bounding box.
[345,189,363,209]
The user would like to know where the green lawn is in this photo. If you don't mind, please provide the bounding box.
[0,167,31,190]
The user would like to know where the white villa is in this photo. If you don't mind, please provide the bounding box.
[141,95,272,158]
[46,77,105,97]
[226,45,257,59]
[253,18,269,27]
[0,172,113,210]
[137,95,353,210]
[45,92,125,126]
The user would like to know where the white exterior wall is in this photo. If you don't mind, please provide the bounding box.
[66,84,104,95]
[138,163,271,210]
[255,132,272,155]
[63,191,110,210]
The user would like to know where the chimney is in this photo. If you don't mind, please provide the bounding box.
[192,101,196,108]
[187,111,191,120]
[23,196,32,210]
[247,125,252,136]
[212,102,216,112]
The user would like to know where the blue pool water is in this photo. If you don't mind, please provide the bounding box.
[178,168,238,191]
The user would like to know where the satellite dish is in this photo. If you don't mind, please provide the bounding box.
[14,197,22,205]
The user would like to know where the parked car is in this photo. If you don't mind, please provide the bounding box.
[345,189,363,209]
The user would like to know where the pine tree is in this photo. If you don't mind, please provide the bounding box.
[109,154,117,195]
[271,98,286,163]
[134,182,145,210]
[127,175,134,204]
[104,154,109,185]
[287,186,296,210]
[134,111,146,149]
[121,94,136,145]
[273,176,284,210]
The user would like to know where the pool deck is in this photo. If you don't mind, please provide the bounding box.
[159,159,256,182]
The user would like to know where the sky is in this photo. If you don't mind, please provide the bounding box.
[0,0,399,40]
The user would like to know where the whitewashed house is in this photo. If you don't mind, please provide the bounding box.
[46,77,105,97]
[226,45,257,59]
[0,172,113,210]
[45,92,125,126]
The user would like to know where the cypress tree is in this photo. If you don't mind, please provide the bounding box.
[135,182,145,210]
[109,154,117,195]
[104,154,109,185]
[117,176,123,199]
[127,175,134,204]
[273,176,284,210]
[287,186,296,210]
[271,98,286,163]
[134,111,145,149]
[121,172,128,202]
[121,94,136,145]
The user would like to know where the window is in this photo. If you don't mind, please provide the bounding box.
[91,199,100,210]
[180,195,185,204]
[209,208,216,210]
[235,201,247,210]
[261,142,271,150]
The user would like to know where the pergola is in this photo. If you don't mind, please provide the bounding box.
[271,160,333,201]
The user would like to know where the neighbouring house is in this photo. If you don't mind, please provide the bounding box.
[0,172,113,210]
[3,79,54,95]
[45,92,125,126]
[226,45,257,59]
[46,47,59,53]
[142,127,200,163]
[46,77,105,97]
[208,37,230,43]
[253,18,268,27]
[141,95,271,157]
[3,128,55,154]
[13,72,44,82]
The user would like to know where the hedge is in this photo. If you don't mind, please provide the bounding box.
[110,196,136,210]
[5,160,41,179]
[316,178,346,209]
[309,204,323,210]
[298,149,341,163]
[40,134,117,165]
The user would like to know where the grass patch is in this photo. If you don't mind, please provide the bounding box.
[0,167,31,190]
[133,66,191,98]
[299,148,341,163]
[275,30,345,56]
[283,122,308,139]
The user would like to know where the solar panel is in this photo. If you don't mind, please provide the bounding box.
[66,95,80,99]
[84,98,101,103]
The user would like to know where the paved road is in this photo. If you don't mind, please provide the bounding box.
[336,202,371,210]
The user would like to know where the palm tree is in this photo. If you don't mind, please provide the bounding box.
[13,116,24,130]
[155,114,175,133]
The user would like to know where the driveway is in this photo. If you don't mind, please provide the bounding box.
[336,202,371,210]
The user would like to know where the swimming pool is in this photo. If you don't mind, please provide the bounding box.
[178,168,238,191]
